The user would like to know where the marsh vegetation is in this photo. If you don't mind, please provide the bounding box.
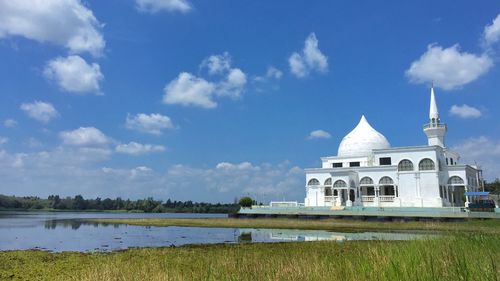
[1,234,498,280]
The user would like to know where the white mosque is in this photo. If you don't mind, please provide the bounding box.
[304,88,482,208]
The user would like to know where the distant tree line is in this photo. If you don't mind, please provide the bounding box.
[484,179,500,194]
[0,194,241,213]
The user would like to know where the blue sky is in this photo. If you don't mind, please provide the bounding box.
[0,0,499,202]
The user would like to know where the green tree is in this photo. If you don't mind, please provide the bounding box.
[73,195,86,210]
[238,197,253,208]
[102,198,114,210]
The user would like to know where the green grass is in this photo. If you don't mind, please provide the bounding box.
[86,217,500,234]
[0,234,498,280]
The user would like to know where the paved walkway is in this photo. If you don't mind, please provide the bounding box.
[238,206,500,219]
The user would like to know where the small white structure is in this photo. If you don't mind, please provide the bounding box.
[304,88,481,208]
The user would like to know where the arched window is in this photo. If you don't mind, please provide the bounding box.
[333,180,347,188]
[398,159,414,171]
[379,176,396,197]
[359,177,373,185]
[324,178,332,186]
[448,176,464,185]
[325,186,333,196]
[379,176,394,185]
[359,177,374,196]
[307,178,320,186]
[419,158,435,171]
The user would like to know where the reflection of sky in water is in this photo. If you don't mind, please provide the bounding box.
[0,212,434,252]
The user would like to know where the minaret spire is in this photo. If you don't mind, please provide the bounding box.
[429,85,439,123]
[423,85,447,147]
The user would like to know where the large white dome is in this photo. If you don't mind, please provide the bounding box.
[337,115,390,157]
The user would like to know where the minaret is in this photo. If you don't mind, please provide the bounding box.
[423,86,447,147]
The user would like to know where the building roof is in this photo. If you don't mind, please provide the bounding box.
[337,115,390,157]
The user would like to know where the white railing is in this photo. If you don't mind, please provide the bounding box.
[269,201,298,207]
[361,196,375,202]
[379,196,395,202]
[324,196,334,202]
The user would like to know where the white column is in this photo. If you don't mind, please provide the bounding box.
[346,188,353,207]
[464,185,470,208]
[373,185,380,206]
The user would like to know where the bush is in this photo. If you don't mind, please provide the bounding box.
[238,197,253,208]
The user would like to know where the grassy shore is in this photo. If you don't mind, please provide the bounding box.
[1,234,498,280]
[86,217,500,234]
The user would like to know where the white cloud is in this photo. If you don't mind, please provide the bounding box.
[289,53,307,78]
[307,130,331,140]
[0,146,305,202]
[253,66,283,92]
[164,161,304,201]
[102,166,153,180]
[216,68,247,98]
[4,119,17,128]
[289,33,328,78]
[453,136,500,180]
[116,142,165,155]
[135,0,191,14]
[163,72,217,108]
[405,44,493,90]
[20,101,58,123]
[201,52,232,75]
[25,137,43,148]
[483,13,500,47]
[164,53,247,108]
[449,104,482,119]
[0,147,113,197]
[59,127,110,147]
[266,66,283,79]
[44,55,103,94]
[0,0,105,56]
[125,113,174,135]
[0,137,8,145]
[216,161,257,171]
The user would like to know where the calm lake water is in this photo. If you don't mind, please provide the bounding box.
[0,211,433,252]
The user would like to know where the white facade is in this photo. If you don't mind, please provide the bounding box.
[304,88,481,208]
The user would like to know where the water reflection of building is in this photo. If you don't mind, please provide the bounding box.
[304,88,482,208]
[259,229,427,242]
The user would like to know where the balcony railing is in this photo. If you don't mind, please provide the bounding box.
[324,196,336,202]
[423,123,447,130]
[379,196,395,202]
[361,196,375,202]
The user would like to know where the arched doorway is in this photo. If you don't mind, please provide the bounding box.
[333,180,347,206]
[447,176,465,207]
